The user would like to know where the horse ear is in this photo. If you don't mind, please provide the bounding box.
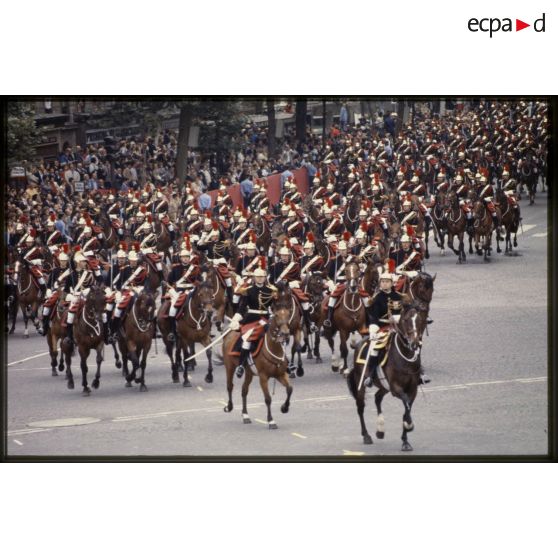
[400,294,412,307]
[431,273,437,282]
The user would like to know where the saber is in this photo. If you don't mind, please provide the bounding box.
[183,326,232,362]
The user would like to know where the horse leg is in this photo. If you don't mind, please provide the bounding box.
[276,372,293,414]
[122,349,133,387]
[204,341,213,384]
[329,335,339,372]
[21,304,29,338]
[166,340,179,383]
[181,342,192,387]
[288,342,296,378]
[112,340,122,369]
[80,348,91,395]
[399,392,415,451]
[241,371,254,424]
[374,389,388,439]
[65,347,74,390]
[468,232,474,255]
[223,363,234,413]
[139,348,148,392]
[57,340,65,373]
[92,346,103,390]
[339,330,349,375]
[459,233,466,263]
[295,329,304,377]
[352,365,372,444]
[47,333,58,377]
[314,329,322,364]
[259,375,277,429]
[9,300,17,334]
[186,341,196,372]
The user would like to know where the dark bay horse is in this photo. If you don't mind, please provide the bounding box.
[472,201,494,261]
[347,299,428,450]
[45,288,69,377]
[444,192,468,264]
[118,289,156,391]
[496,189,521,255]
[223,308,293,429]
[13,260,44,338]
[303,272,326,363]
[62,286,106,395]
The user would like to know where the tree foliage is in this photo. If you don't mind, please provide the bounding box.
[7,102,41,166]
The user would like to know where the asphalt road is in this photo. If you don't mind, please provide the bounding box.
[5,192,549,458]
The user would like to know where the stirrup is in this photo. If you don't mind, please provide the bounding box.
[235,364,245,378]
[419,373,431,385]
[167,332,175,342]
[323,319,332,328]
[364,374,375,388]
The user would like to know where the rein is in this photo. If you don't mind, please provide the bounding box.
[394,332,421,364]
[82,303,102,337]
[131,299,152,333]
[187,294,208,330]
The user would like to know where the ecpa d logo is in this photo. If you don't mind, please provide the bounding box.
[468,13,546,37]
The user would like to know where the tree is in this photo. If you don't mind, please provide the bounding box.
[176,102,194,185]
[267,99,277,160]
[295,99,307,143]
[7,102,40,167]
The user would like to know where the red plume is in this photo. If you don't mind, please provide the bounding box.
[290,202,296,211]
[120,241,128,251]
[85,217,92,226]
[20,215,29,224]
[307,232,315,243]
[242,208,248,218]
[205,211,212,219]
[185,235,191,250]
[387,259,396,274]
[49,213,56,222]
[360,223,368,233]
[343,231,351,242]
[316,170,321,178]
[193,200,200,211]
[326,198,333,208]
[249,230,256,243]
[406,225,414,237]
[284,238,291,249]
[504,164,510,172]
[140,205,147,213]
[62,243,69,253]
[212,221,219,231]
[284,196,291,205]
[147,215,153,223]
[134,191,140,199]
[74,245,81,252]
[260,256,267,270]
[82,211,90,219]
[133,242,140,251]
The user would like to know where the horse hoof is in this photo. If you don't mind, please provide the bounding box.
[134,378,141,384]
[316,357,322,364]
[183,380,192,388]
[139,384,148,392]
[376,431,385,439]
[125,381,133,387]
[58,362,65,372]
[224,405,232,413]
[172,373,179,384]
[268,423,278,430]
[497,248,502,253]
[513,241,518,247]
[82,388,91,397]
[92,379,100,389]
[243,418,252,424]
[115,361,122,369]
[296,367,304,377]
[401,442,413,452]
[52,370,58,377]
[205,373,213,384]
[289,372,296,379]
[363,434,373,445]
[67,380,74,390]
[331,365,339,373]
[306,353,313,360]
[281,404,289,414]
[425,252,430,260]
[177,363,184,373]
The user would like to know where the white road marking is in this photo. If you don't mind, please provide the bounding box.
[13,439,23,446]
[10,367,52,371]
[8,351,50,367]
[197,386,204,392]
[255,419,268,425]
[343,450,365,456]
[532,232,548,238]
[292,433,307,439]
[521,224,537,233]
[7,428,54,436]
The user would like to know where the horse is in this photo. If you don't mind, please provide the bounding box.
[343,193,362,233]
[118,289,156,391]
[13,260,44,338]
[222,307,293,429]
[472,201,494,261]
[518,156,538,205]
[360,259,379,296]
[443,191,468,264]
[272,281,305,378]
[324,261,367,375]
[158,282,215,387]
[428,191,448,256]
[45,287,70,377]
[302,271,326,363]
[496,189,521,255]
[154,218,173,261]
[251,213,272,254]
[346,299,429,450]
[61,285,106,395]
[203,264,233,333]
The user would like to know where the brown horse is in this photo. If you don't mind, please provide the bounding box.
[325,262,367,375]
[222,307,293,429]
[428,191,448,256]
[203,264,233,333]
[472,201,494,261]
[13,260,44,338]
[251,213,272,254]
[347,299,428,450]
[154,219,173,262]
[273,281,306,378]
[98,213,120,251]
[61,285,106,395]
[45,288,70,377]
[496,189,521,255]
[302,272,326,363]
[118,289,156,391]
[360,260,379,296]
[159,282,215,387]
[444,191,468,264]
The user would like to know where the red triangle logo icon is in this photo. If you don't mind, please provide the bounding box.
[516,19,530,31]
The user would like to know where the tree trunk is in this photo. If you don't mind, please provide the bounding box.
[267,99,277,160]
[176,102,193,184]
[295,99,307,143]
[397,101,406,135]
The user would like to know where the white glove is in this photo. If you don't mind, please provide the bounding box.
[230,313,242,331]
[369,324,379,340]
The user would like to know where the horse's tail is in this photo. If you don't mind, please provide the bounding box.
[346,365,359,400]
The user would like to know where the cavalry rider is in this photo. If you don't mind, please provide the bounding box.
[39,244,75,336]
[154,193,176,244]
[233,233,260,312]
[501,166,519,209]
[65,247,109,346]
[15,229,47,300]
[397,196,419,233]
[478,175,503,237]
[42,213,64,251]
[390,230,422,285]
[137,215,165,283]
[352,224,375,264]
[110,245,148,341]
[229,257,278,379]
[231,212,251,245]
[323,232,369,329]
[299,232,325,282]
[166,244,201,342]
[268,241,315,333]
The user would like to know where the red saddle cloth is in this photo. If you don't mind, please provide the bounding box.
[215,265,231,288]
[228,332,265,359]
[394,275,407,293]
[330,283,369,299]
[291,288,309,303]
[44,291,60,308]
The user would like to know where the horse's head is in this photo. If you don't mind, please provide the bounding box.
[197,282,216,315]
[85,285,106,322]
[270,308,291,345]
[345,262,360,294]
[410,272,435,304]
[136,289,156,321]
[472,200,484,219]
[274,280,291,302]
[396,299,428,352]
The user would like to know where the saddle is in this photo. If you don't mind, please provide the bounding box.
[110,219,122,231]
[355,334,393,372]
[229,332,265,359]
[322,294,342,313]
[61,299,85,326]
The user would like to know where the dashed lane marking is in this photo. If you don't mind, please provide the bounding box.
[521,224,537,234]
[197,386,204,392]
[343,450,365,456]
[7,428,54,436]
[532,232,548,238]
[13,440,23,446]
[292,433,307,439]
[8,352,51,367]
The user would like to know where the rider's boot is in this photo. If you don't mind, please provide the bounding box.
[111,316,121,341]
[65,322,74,346]
[103,321,110,344]
[323,301,336,329]
[235,346,251,379]
[364,353,379,388]
[168,316,177,342]
[39,315,50,336]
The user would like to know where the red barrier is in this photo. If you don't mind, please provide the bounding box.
[207,168,309,209]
